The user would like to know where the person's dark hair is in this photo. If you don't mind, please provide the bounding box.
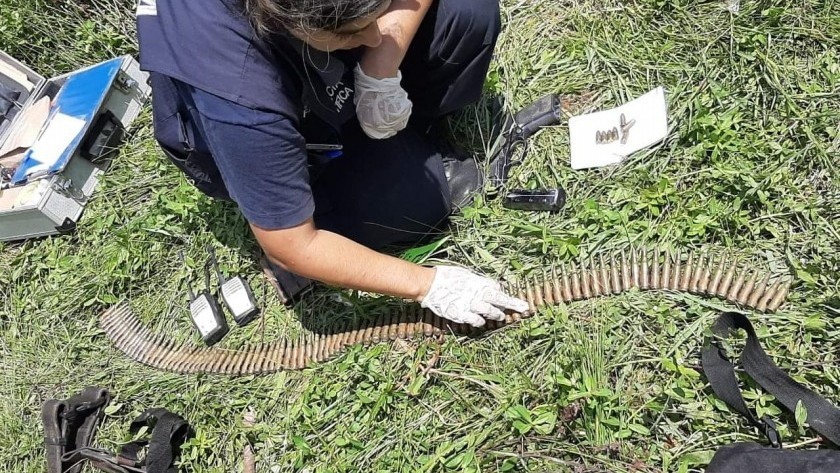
[243,0,389,37]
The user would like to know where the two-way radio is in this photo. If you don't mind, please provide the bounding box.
[207,246,259,327]
[179,247,260,346]
[180,250,229,346]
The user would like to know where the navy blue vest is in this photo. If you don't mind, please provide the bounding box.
[137,0,360,135]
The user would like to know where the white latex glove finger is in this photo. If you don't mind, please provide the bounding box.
[481,288,530,313]
[469,300,506,321]
[456,310,487,328]
[353,64,412,140]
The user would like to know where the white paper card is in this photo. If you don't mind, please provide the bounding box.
[569,87,668,170]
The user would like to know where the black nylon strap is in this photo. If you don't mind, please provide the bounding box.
[42,399,67,473]
[0,81,19,116]
[42,386,110,473]
[702,312,840,446]
[701,314,781,447]
[61,447,146,473]
[146,410,190,473]
[120,408,191,473]
[65,386,111,473]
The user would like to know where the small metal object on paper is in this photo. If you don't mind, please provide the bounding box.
[595,126,619,145]
[619,113,636,144]
[570,87,668,170]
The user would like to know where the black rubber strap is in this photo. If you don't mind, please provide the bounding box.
[702,312,840,446]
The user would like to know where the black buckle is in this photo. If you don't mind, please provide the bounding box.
[59,397,107,426]
[45,436,67,446]
[761,416,782,448]
[176,112,195,153]
[74,402,95,412]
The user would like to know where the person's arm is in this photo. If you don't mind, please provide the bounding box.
[254,218,528,327]
[187,82,526,326]
[252,218,434,300]
[188,85,437,301]
[359,0,434,79]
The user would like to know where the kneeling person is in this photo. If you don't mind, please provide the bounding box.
[137,0,527,326]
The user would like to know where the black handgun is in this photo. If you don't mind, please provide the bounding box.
[488,94,565,189]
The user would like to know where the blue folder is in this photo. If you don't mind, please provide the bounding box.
[11,57,121,185]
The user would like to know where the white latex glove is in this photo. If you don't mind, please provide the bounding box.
[353,64,412,140]
[420,266,530,328]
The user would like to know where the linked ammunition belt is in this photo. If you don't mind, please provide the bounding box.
[101,249,792,376]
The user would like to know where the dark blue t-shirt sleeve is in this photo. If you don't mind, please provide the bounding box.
[189,86,314,230]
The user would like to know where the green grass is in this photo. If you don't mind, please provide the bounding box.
[1,0,839,471]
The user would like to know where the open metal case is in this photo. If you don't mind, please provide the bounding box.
[0,51,150,241]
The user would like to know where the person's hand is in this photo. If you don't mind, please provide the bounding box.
[419,266,530,327]
[353,64,412,140]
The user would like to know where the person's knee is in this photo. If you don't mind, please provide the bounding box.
[439,0,501,47]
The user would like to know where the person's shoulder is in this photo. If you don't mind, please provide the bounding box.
[139,0,301,113]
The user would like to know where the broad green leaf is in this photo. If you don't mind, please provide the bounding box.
[795,400,808,428]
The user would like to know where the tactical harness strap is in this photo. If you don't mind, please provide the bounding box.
[702,312,840,447]
[119,408,191,473]
[43,387,190,473]
[42,386,111,473]
[60,408,190,473]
